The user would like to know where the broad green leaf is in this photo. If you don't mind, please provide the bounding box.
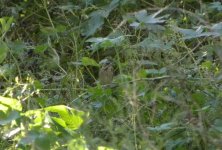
[0,41,9,63]
[212,119,222,132]
[176,26,219,39]
[19,130,53,150]
[137,37,172,51]
[35,44,48,53]
[191,92,206,106]
[41,25,66,35]
[165,138,192,150]
[211,22,222,35]
[34,133,51,150]
[148,122,177,132]
[0,64,15,77]
[145,67,167,75]
[0,17,14,33]
[82,57,99,67]
[0,110,20,125]
[68,136,88,150]
[81,16,104,37]
[134,10,166,24]
[0,96,22,111]
[51,117,67,128]
[7,40,27,55]
[24,109,44,127]
[81,0,120,36]
[45,105,85,130]
[209,2,222,11]
[86,36,125,50]
[19,131,39,145]
[201,61,212,70]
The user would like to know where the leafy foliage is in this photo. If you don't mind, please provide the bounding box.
[0,0,222,149]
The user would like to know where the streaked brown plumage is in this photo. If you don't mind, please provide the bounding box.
[99,59,113,85]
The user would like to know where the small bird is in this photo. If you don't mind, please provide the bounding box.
[99,58,114,85]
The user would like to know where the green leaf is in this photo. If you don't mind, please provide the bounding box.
[7,40,27,55]
[209,2,222,11]
[212,119,222,132]
[51,117,67,128]
[0,96,22,111]
[81,0,120,36]
[82,57,99,67]
[86,36,125,50]
[134,10,166,24]
[201,61,213,70]
[19,131,39,145]
[191,92,206,106]
[68,136,88,150]
[0,110,20,125]
[176,26,219,39]
[137,37,172,51]
[0,41,9,64]
[145,67,167,75]
[35,44,48,53]
[34,133,51,150]
[98,146,116,150]
[148,122,177,132]
[45,105,85,130]
[81,16,104,37]
[0,17,14,33]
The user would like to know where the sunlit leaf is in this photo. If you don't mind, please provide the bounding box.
[45,105,85,130]
[0,96,22,111]
[82,57,99,67]
[68,136,88,150]
[98,146,116,150]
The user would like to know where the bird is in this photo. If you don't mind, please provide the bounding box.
[99,58,114,85]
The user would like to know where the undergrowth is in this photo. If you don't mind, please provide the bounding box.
[0,0,222,150]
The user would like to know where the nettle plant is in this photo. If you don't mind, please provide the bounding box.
[1,0,222,149]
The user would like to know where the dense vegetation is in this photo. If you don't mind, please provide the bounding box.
[0,0,222,149]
